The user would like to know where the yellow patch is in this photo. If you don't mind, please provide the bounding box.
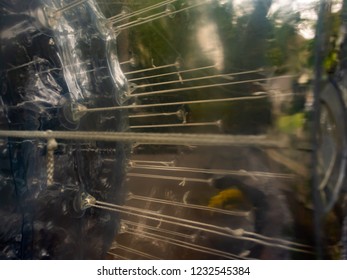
[208,188,245,210]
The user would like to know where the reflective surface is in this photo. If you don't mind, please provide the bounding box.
[0,0,128,259]
[103,0,319,260]
[0,0,346,259]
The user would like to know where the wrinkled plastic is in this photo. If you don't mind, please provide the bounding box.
[1,0,346,260]
[0,0,129,259]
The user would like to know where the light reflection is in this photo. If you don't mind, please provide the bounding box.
[233,0,255,16]
[196,16,224,71]
[267,0,322,40]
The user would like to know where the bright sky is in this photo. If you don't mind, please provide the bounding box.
[229,0,343,39]
[201,0,343,70]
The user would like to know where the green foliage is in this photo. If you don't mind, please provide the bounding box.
[323,10,342,73]
[276,113,306,134]
[266,11,311,73]
[103,0,320,136]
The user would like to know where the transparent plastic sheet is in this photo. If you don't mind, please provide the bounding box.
[0,0,129,259]
[96,0,318,260]
[1,0,346,260]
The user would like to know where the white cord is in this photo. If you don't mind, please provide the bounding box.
[46,137,58,186]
